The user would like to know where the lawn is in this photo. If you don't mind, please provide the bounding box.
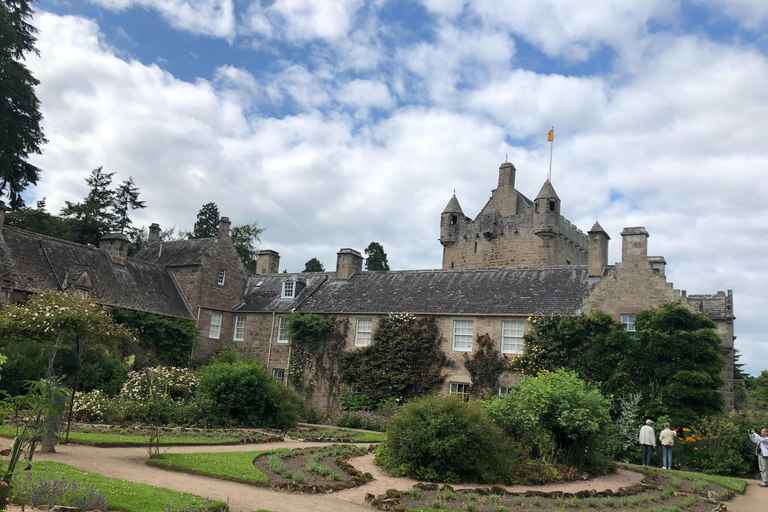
[148,449,274,485]
[4,461,249,512]
[0,425,254,446]
[617,462,747,493]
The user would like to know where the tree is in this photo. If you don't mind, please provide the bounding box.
[60,167,118,246]
[5,198,71,238]
[463,333,511,397]
[364,242,390,271]
[0,0,47,209]
[303,257,324,272]
[113,177,146,234]
[231,221,264,273]
[191,202,220,239]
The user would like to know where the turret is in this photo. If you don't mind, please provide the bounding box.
[533,180,560,238]
[588,221,610,277]
[440,194,464,247]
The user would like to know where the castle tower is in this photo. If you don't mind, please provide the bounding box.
[533,180,560,238]
[440,194,464,248]
[588,221,610,277]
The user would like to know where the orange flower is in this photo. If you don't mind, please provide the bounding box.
[694,447,698,450]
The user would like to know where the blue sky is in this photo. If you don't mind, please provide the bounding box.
[23,0,768,377]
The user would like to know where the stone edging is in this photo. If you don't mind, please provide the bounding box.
[365,476,729,511]
[270,444,376,494]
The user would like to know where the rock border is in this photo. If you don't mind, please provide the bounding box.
[269,444,376,494]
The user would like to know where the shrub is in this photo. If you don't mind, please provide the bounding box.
[334,410,386,431]
[78,345,130,397]
[483,369,613,472]
[13,473,109,511]
[119,366,199,403]
[196,360,302,428]
[672,415,754,476]
[339,388,373,411]
[376,395,513,483]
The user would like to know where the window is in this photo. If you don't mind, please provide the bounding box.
[277,316,290,343]
[501,321,524,354]
[452,320,474,351]
[549,200,556,212]
[621,314,636,332]
[272,368,285,382]
[209,312,222,339]
[449,382,470,402]
[355,318,373,347]
[498,386,510,398]
[217,268,226,286]
[282,280,295,299]
[234,316,245,341]
[451,214,457,225]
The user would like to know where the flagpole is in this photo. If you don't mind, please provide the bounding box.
[548,127,554,181]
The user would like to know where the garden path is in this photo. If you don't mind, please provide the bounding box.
[15,441,761,512]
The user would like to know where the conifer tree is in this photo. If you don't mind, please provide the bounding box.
[303,258,325,272]
[191,202,220,238]
[364,242,390,271]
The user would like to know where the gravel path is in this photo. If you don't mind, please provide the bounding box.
[10,440,761,512]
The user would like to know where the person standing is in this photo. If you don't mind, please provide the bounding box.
[749,428,768,487]
[639,419,656,466]
[659,422,677,469]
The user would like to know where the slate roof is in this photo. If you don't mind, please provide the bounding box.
[133,238,218,266]
[0,227,194,318]
[238,267,591,315]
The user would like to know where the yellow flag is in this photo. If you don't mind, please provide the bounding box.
[547,128,554,142]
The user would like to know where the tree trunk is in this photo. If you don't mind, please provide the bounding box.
[40,394,64,453]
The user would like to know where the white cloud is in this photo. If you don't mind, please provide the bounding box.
[242,0,364,42]
[693,0,768,30]
[89,0,236,40]
[336,79,393,110]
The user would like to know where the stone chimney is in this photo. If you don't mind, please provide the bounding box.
[588,221,610,277]
[336,248,363,280]
[217,217,231,239]
[621,227,649,266]
[148,223,161,244]
[648,256,666,277]
[100,233,130,265]
[494,162,518,217]
[256,250,280,274]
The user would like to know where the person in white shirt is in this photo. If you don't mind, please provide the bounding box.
[659,423,678,469]
[639,419,656,466]
[749,428,768,487]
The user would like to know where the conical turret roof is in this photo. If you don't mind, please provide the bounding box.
[442,194,464,214]
[535,180,560,200]
[588,220,610,238]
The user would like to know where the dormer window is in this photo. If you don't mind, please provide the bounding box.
[282,280,295,299]
[218,269,226,286]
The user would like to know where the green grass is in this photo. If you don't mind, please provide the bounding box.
[351,431,386,442]
[0,425,245,446]
[617,463,747,493]
[150,449,277,484]
[8,461,237,512]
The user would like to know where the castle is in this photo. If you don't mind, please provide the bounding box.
[0,162,735,410]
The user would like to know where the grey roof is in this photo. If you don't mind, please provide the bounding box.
[442,195,464,215]
[134,238,218,266]
[0,227,194,318]
[239,267,590,315]
[589,221,609,237]
[535,180,560,200]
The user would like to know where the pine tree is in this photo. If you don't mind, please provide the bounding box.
[60,167,118,246]
[303,258,325,272]
[364,242,390,271]
[113,177,146,234]
[0,0,47,209]
[191,202,220,238]
[231,221,264,273]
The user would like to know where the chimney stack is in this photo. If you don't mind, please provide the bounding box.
[256,250,280,274]
[100,233,130,265]
[621,227,649,266]
[148,223,161,244]
[217,217,231,239]
[336,248,363,280]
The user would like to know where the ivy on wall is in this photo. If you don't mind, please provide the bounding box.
[340,313,452,406]
[109,307,197,367]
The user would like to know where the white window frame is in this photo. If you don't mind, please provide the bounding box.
[355,318,373,347]
[501,320,525,354]
[217,268,226,286]
[233,315,245,341]
[272,368,285,382]
[449,382,470,402]
[452,320,474,351]
[498,386,510,398]
[209,312,222,339]
[621,314,636,332]
[282,280,295,299]
[277,316,290,343]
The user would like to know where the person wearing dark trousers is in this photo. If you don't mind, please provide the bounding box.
[639,419,656,466]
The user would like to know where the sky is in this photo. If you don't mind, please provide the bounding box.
[20,0,768,376]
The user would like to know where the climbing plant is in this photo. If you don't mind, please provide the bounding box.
[463,333,511,397]
[286,313,348,416]
[340,313,452,406]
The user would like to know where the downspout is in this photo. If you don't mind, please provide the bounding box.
[266,312,275,371]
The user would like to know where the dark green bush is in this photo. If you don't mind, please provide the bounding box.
[78,346,130,397]
[0,340,47,395]
[196,360,302,428]
[376,395,513,483]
